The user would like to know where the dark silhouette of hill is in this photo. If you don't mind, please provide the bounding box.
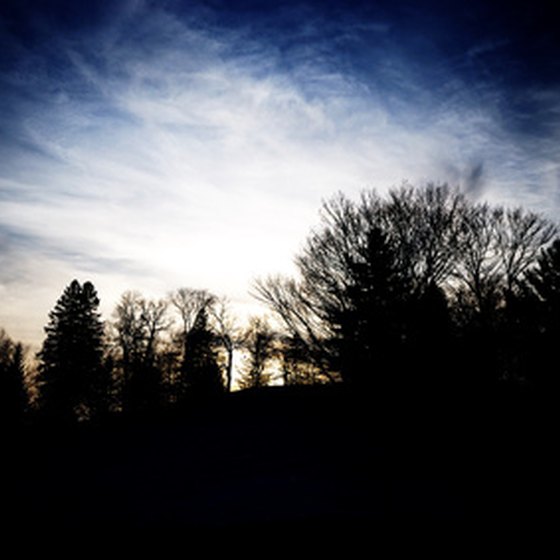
[2,382,553,533]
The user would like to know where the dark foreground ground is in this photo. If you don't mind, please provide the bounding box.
[1,384,554,533]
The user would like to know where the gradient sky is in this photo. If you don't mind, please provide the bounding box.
[1,0,559,347]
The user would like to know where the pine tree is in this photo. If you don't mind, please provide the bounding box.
[528,239,560,313]
[335,225,411,385]
[38,280,105,422]
[525,239,560,390]
[0,331,27,423]
[181,309,224,398]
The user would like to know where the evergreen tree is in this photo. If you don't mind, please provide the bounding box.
[403,281,454,391]
[181,309,224,398]
[336,225,411,385]
[37,280,105,422]
[528,239,560,314]
[525,239,560,390]
[0,330,27,423]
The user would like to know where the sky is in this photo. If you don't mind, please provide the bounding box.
[1,0,559,347]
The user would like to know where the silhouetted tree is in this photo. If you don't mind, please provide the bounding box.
[336,225,412,385]
[253,275,339,383]
[112,291,146,411]
[402,281,454,391]
[253,192,373,382]
[181,309,224,397]
[527,238,560,312]
[169,288,216,399]
[134,297,169,413]
[209,297,238,393]
[0,330,27,423]
[495,208,556,296]
[452,208,556,387]
[256,186,453,385]
[37,280,105,422]
[383,183,466,290]
[112,291,170,415]
[170,288,215,349]
[237,316,277,390]
[525,238,560,390]
[453,203,503,319]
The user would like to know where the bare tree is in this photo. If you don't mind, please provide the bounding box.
[453,203,504,317]
[452,204,557,317]
[495,207,557,294]
[112,291,171,413]
[253,276,338,381]
[384,183,466,290]
[208,297,238,393]
[169,288,216,344]
[112,291,146,385]
[140,298,171,366]
[256,192,385,380]
[255,192,380,382]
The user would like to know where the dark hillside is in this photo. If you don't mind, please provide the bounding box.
[2,383,552,532]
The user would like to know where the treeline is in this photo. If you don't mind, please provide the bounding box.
[256,183,560,393]
[27,286,291,423]
[1,182,559,424]
[0,279,320,424]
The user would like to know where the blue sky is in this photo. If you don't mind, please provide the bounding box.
[1,0,559,345]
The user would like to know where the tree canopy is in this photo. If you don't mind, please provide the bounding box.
[255,183,557,389]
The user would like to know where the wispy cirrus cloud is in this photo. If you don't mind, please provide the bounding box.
[1,0,559,344]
